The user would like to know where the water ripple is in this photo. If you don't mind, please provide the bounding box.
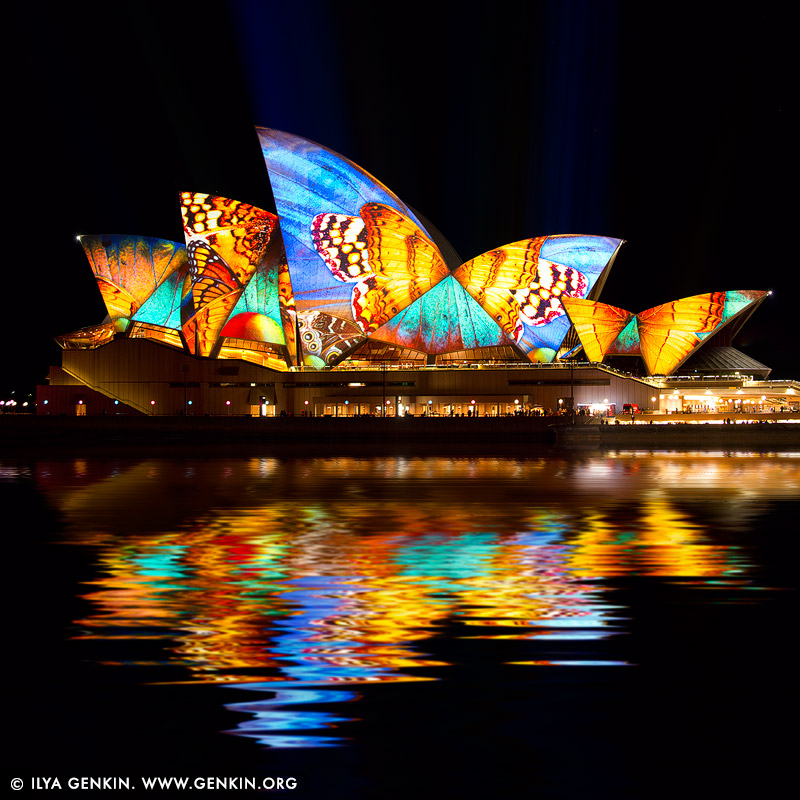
[24,453,798,747]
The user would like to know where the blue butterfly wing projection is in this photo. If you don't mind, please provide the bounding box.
[256,128,433,324]
[539,235,623,281]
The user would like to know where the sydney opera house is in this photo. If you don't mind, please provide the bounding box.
[38,129,791,418]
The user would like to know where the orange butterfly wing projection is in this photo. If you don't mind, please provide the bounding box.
[453,240,543,342]
[564,292,728,374]
[560,297,635,363]
[277,255,298,364]
[180,192,275,284]
[309,206,599,359]
[79,235,188,322]
[453,240,590,345]
[95,278,138,320]
[315,204,449,334]
[179,194,277,356]
[356,204,450,332]
[184,240,244,307]
[181,240,246,357]
[636,292,725,375]
[182,294,242,358]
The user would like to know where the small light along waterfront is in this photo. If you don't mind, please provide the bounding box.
[4,451,797,799]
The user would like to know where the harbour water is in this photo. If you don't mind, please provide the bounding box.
[4,453,797,798]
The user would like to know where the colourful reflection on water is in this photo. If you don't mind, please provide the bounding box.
[32,454,800,748]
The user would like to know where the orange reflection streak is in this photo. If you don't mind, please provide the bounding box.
[50,454,800,688]
[567,499,734,578]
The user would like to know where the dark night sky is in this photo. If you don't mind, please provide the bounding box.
[5,1,795,397]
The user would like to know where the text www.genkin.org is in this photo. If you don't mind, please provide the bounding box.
[12,776,298,791]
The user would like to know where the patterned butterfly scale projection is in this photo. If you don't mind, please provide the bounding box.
[185,240,243,307]
[259,128,623,365]
[561,292,767,375]
[180,240,245,356]
[311,213,371,282]
[277,256,298,362]
[180,192,275,280]
[71,132,767,375]
[453,239,589,344]
[298,312,363,367]
[310,204,592,357]
[637,293,726,375]
[179,193,277,356]
[311,204,450,335]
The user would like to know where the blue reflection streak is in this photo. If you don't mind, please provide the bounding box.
[225,689,359,748]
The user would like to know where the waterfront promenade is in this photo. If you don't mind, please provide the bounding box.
[2,412,799,453]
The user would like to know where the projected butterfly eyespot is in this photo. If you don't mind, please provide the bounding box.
[515,263,590,327]
[512,261,589,327]
[298,312,363,366]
